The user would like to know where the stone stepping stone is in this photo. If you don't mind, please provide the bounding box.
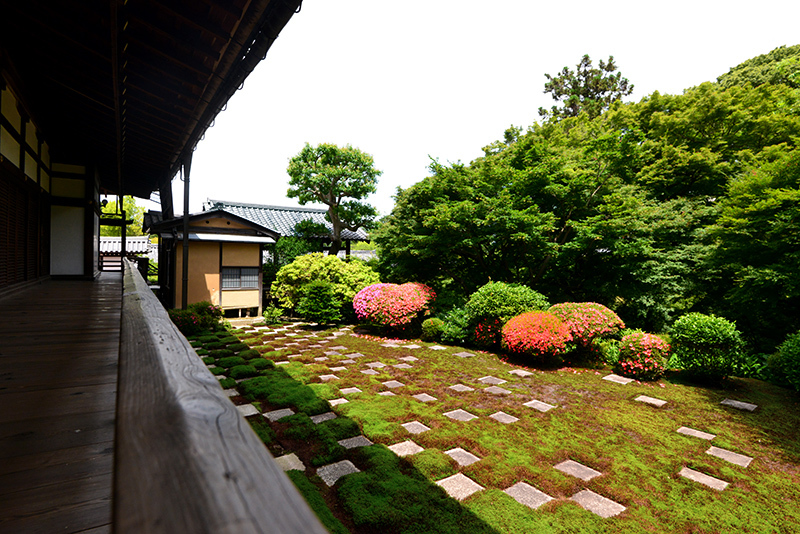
[329,346,348,351]
[288,354,303,358]
[449,384,475,393]
[635,395,667,407]
[340,387,362,395]
[381,343,401,348]
[314,356,329,361]
[310,412,337,424]
[264,407,295,422]
[412,393,437,402]
[339,359,356,364]
[367,361,386,368]
[405,344,422,349]
[399,356,418,362]
[318,340,330,344]
[382,380,405,389]
[504,482,553,510]
[319,374,339,382]
[453,351,475,358]
[378,391,396,397]
[402,421,430,434]
[524,399,556,412]
[308,344,323,349]
[389,440,424,457]
[603,373,634,385]
[445,447,480,466]
[679,467,729,491]
[509,369,534,377]
[721,399,757,412]
[677,426,716,440]
[393,363,413,369]
[436,473,484,501]
[236,404,260,417]
[429,345,447,350]
[338,435,374,449]
[285,342,300,346]
[329,366,348,372]
[275,361,290,366]
[570,489,626,518]
[324,351,341,357]
[318,460,360,487]
[706,446,753,467]
[554,459,601,481]
[329,398,349,406]
[478,376,507,385]
[444,409,478,422]
[348,352,365,358]
[361,369,379,376]
[485,386,512,395]
[490,411,519,424]
[217,375,228,381]
[223,389,238,397]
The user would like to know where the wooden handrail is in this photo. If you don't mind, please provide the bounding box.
[114,259,327,533]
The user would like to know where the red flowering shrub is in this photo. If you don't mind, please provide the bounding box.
[547,302,625,349]
[615,332,670,381]
[353,282,436,333]
[501,311,571,361]
[474,318,503,347]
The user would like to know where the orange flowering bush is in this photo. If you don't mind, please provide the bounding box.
[501,311,571,361]
[548,302,625,349]
[353,282,435,333]
[615,331,670,381]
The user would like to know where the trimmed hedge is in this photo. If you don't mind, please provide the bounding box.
[671,312,744,381]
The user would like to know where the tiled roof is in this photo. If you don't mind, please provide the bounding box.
[206,200,369,241]
[99,236,151,254]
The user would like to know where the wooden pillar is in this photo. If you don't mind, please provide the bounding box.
[180,154,192,309]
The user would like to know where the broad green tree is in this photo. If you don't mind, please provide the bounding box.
[538,54,633,120]
[287,143,381,255]
[101,195,144,236]
[717,44,800,89]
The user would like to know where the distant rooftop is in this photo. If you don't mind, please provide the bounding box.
[204,199,370,241]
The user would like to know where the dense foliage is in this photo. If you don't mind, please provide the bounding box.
[501,311,571,362]
[671,313,744,381]
[295,280,343,324]
[464,282,550,348]
[353,282,435,333]
[615,331,670,381]
[375,49,800,352]
[770,330,800,392]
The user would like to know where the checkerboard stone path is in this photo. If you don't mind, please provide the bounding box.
[236,404,259,417]
[389,440,425,457]
[679,467,729,490]
[571,489,626,518]
[275,453,305,472]
[677,426,716,440]
[524,399,556,412]
[449,384,474,392]
[706,446,753,467]
[509,369,534,377]
[721,398,758,412]
[318,460,361,487]
[453,351,475,358]
[310,412,337,424]
[338,435,373,449]
[478,376,507,385]
[504,482,553,510]
[635,395,667,407]
[264,407,294,422]
[382,380,405,389]
[340,387,362,395]
[485,385,512,395]
[445,447,480,466]
[444,409,478,422]
[412,393,437,402]
[436,473,484,501]
[603,373,634,385]
[490,411,519,424]
[402,421,430,434]
[554,459,601,481]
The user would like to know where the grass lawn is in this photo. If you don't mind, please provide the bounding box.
[193,322,800,534]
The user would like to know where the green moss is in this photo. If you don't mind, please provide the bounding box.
[209,349,233,359]
[201,356,215,365]
[251,358,273,370]
[248,417,276,445]
[199,335,219,343]
[217,356,246,369]
[218,377,236,389]
[190,340,203,348]
[228,342,249,352]
[238,349,260,360]
[209,366,226,376]
[195,348,209,356]
[205,341,226,350]
[407,449,456,480]
[318,417,361,440]
[218,336,239,344]
[238,369,329,415]
[285,471,350,534]
[229,365,258,380]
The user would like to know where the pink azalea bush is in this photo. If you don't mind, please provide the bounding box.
[547,302,625,349]
[501,311,572,361]
[353,282,436,333]
[615,331,670,381]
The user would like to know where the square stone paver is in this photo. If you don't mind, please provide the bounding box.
[314,356,329,361]
[403,344,420,349]
[389,440,424,457]
[367,361,386,368]
[401,421,430,434]
[318,460,360,487]
[319,374,339,382]
[706,446,753,467]
[436,473,484,501]
[378,391,396,396]
[677,426,716,441]
[478,376,507,385]
[429,345,447,351]
[444,409,478,422]
[275,453,305,472]
[381,343,401,348]
[721,399,758,412]
[324,351,341,357]
[571,489,626,518]
[264,407,295,422]
[635,395,667,407]
[361,369,379,376]
[679,467,729,490]
[329,398,349,406]
[382,380,405,389]
[524,399,556,412]
[347,352,365,358]
[554,459,601,481]
[399,356,418,362]
[393,363,413,369]
[490,411,519,424]
[338,435,374,449]
[603,373,634,385]
[236,404,259,417]
[453,351,475,358]
[340,387,362,395]
[275,361,290,366]
[449,384,474,392]
[329,346,348,351]
[504,482,553,510]
[485,385,512,395]
[287,353,303,358]
[310,412,337,424]
[223,389,238,397]
[413,393,437,402]
[445,447,480,466]
[329,366,347,372]
[338,359,356,364]
[509,369,534,377]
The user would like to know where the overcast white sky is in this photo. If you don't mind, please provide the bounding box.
[161,0,800,217]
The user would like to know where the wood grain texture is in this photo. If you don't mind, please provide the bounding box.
[114,260,327,534]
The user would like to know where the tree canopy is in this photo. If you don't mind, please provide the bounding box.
[538,54,633,120]
[717,44,800,89]
[101,195,144,236]
[287,142,381,255]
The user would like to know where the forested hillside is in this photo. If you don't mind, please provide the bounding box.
[375,46,800,353]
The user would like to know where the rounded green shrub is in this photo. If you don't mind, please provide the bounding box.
[769,330,800,391]
[501,311,571,362]
[465,282,550,348]
[229,364,258,380]
[421,318,445,342]
[548,302,625,351]
[615,332,670,381]
[217,356,247,369]
[262,304,284,325]
[440,307,471,345]
[671,313,744,381]
[295,280,343,324]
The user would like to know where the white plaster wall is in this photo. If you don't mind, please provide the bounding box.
[51,205,85,275]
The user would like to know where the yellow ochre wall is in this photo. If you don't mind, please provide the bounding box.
[221,242,261,312]
[175,241,220,307]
